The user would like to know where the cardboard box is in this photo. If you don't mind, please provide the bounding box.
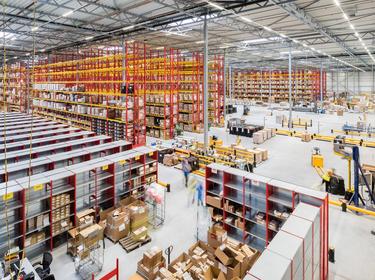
[215,245,234,266]
[168,252,193,274]
[301,133,312,142]
[105,209,130,242]
[254,148,268,161]
[133,226,148,241]
[36,215,43,228]
[204,266,226,280]
[207,226,227,249]
[143,247,163,269]
[129,274,145,280]
[206,195,222,209]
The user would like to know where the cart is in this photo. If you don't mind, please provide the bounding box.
[145,182,166,228]
[74,240,104,280]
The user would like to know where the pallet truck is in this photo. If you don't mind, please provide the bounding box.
[333,136,375,206]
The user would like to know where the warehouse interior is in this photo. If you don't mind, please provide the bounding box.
[0,0,374,280]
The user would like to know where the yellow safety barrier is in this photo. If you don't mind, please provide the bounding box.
[329,199,375,217]
[275,130,375,148]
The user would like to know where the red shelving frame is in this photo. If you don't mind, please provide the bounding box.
[205,163,329,279]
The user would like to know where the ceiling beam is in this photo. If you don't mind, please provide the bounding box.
[269,0,370,68]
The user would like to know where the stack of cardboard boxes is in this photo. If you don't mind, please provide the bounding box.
[67,209,103,257]
[100,196,150,243]
[52,193,72,236]
[105,208,131,242]
[252,128,276,144]
[132,226,259,280]
[301,132,312,142]
[137,247,166,279]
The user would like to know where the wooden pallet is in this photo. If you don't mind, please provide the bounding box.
[119,235,152,253]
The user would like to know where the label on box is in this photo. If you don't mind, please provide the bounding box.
[252,180,260,186]
[148,152,153,156]
[33,184,44,191]
[211,169,217,174]
[119,159,126,165]
[61,221,68,227]
[135,156,140,160]
[118,223,125,232]
[102,165,109,171]
[218,263,227,274]
[2,192,13,201]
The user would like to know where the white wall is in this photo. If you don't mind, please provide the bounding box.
[326,71,375,95]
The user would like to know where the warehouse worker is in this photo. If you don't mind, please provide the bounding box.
[181,158,192,187]
[322,169,334,192]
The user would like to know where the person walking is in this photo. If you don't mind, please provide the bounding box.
[196,181,204,206]
[322,169,333,192]
[181,158,192,187]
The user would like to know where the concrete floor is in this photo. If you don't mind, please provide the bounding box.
[51,106,375,280]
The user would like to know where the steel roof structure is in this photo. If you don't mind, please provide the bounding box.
[0,0,374,71]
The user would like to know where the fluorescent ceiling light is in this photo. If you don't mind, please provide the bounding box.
[354,32,360,37]
[40,49,45,52]
[349,23,354,29]
[292,39,299,44]
[241,37,279,44]
[85,36,93,40]
[280,50,304,55]
[155,46,164,50]
[62,10,74,17]
[13,56,17,59]
[303,43,308,47]
[31,26,39,32]
[195,40,204,44]
[343,13,348,20]
[219,45,231,49]
[208,1,225,10]
[240,16,253,23]
[128,40,134,43]
[122,25,135,31]
[334,0,340,6]
[237,49,246,52]
[279,33,287,38]
[264,26,273,32]
[25,53,30,56]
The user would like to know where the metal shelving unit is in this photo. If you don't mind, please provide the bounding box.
[231,69,327,103]
[205,163,329,279]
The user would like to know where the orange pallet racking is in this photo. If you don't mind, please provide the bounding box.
[0,62,30,112]
[32,41,147,146]
[232,69,326,103]
[208,55,225,125]
[178,52,203,132]
[145,47,179,139]
[177,53,225,132]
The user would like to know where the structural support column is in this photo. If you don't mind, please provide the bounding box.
[269,68,272,101]
[121,37,126,86]
[357,71,360,94]
[223,50,226,122]
[372,65,374,95]
[288,46,292,129]
[320,62,323,102]
[203,13,209,150]
[336,63,339,100]
[229,65,232,103]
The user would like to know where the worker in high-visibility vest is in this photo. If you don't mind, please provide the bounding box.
[322,169,334,192]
